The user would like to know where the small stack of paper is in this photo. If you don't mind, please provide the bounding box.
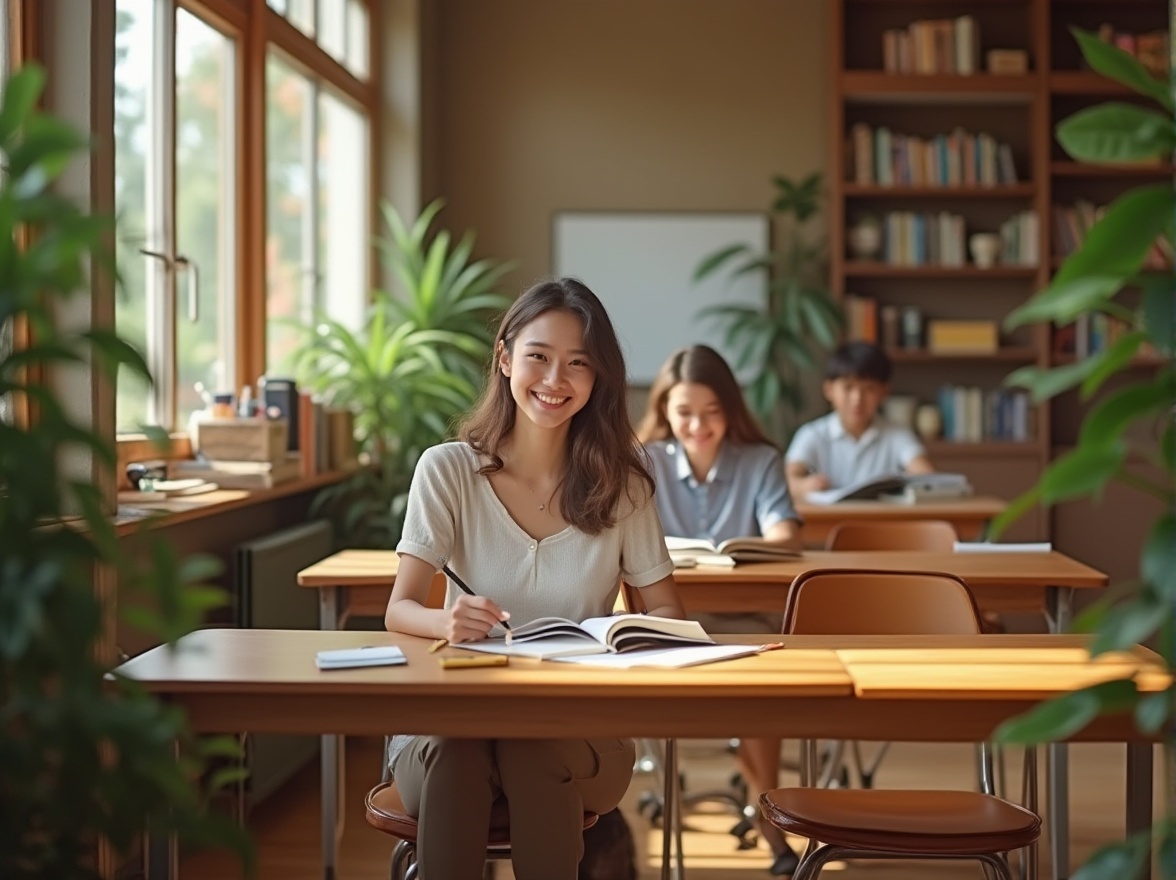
[315,645,407,670]
[953,542,1052,554]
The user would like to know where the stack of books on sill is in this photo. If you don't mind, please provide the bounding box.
[170,455,303,490]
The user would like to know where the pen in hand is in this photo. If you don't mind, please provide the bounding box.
[439,563,513,647]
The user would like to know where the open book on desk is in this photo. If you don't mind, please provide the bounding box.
[805,472,972,505]
[459,614,714,660]
[664,536,802,567]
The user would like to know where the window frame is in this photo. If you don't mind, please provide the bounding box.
[112,0,380,442]
[3,0,41,430]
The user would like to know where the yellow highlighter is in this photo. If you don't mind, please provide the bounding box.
[438,654,509,669]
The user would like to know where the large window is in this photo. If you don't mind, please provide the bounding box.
[114,2,237,432]
[265,51,368,371]
[268,0,369,79]
[112,0,376,435]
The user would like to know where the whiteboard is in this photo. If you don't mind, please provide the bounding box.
[552,212,769,384]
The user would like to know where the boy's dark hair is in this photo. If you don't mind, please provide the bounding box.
[825,341,892,383]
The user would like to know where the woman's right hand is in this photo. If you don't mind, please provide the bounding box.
[445,594,510,643]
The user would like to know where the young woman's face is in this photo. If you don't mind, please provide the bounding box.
[665,382,728,460]
[499,309,596,431]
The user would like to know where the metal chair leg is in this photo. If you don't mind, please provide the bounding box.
[390,839,413,880]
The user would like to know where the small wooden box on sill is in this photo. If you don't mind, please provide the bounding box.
[191,418,289,463]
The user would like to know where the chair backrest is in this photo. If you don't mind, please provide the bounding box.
[782,568,983,635]
[824,519,958,552]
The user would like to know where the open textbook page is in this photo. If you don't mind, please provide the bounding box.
[806,472,972,505]
[664,536,802,567]
[460,614,713,660]
[552,643,772,668]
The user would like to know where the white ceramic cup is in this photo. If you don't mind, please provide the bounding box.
[968,233,1002,269]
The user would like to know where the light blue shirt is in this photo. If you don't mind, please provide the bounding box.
[786,412,926,489]
[645,440,801,543]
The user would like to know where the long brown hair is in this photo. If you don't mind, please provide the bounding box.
[459,277,654,535]
[637,344,776,449]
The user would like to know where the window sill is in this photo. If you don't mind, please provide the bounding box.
[114,469,351,537]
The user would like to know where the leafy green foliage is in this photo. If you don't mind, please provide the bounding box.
[693,172,842,439]
[288,199,513,547]
[0,66,250,877]
[988,32,1174,880]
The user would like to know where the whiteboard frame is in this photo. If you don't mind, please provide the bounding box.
[551,211,770,384]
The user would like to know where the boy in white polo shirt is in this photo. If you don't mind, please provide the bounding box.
[786,341,934,499]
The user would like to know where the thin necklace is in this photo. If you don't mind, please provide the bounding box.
[519,475,561,512]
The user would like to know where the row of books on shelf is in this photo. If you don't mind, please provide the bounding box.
[1051,201,1173,268]
[997,211,1039,268]
[936,386,1034,444]
[1054,313,1158,360]
[1092,25,1168,80]
[847,124,1018,189]
[881,16,979,76]
[876,211,965,266]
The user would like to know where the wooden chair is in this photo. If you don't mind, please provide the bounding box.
[365,779,599,879]
[824,518,958,552]
[824,519,976,787]
[761,568,1041,880]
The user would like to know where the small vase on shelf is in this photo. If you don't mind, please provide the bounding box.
[847,216,883,262]
[915,404,942,441]
[968,233,1001,269]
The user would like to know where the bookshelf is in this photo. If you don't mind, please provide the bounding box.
[830,0,1169,547]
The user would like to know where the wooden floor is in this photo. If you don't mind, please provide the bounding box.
[182,736,1166,880]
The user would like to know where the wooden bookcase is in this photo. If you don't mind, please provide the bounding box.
[829,0,1169,557]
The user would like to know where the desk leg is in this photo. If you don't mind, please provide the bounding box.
[145,830,177,880]
[1045,586,1074,634]
[1044,586,1074,880]
[146,741,180,880]
[660,739,686,880]
[319,586,342,880]
[1126,743,1154,880]
[319,585,339,631]
[1047,740,1069,880]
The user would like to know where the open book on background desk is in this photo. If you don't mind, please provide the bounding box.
[461,613,715,660]
[805,472,972,505]
[664,536,802,567]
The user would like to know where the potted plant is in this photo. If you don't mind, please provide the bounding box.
[990,30,1174,880]
[287,199,514,548]
[693,172,843,440]
[0,66,249,877]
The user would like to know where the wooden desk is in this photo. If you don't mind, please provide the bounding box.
[119,630,1161,880]
[297,549,443,627]
[299,548,1107,634]
[794,495,1007,545]
[297,548,1108,879]
[671,550,1106,632]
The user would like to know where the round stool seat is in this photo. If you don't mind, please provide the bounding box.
[759,788,1041,855]
[366,781,599,849]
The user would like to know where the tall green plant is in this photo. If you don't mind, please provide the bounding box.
[289,199,513,547]
[693,172,842,440]
[987,30,1174,880]
[0,66,249,877]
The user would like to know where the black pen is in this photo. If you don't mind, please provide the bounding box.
[442,564,513,641]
